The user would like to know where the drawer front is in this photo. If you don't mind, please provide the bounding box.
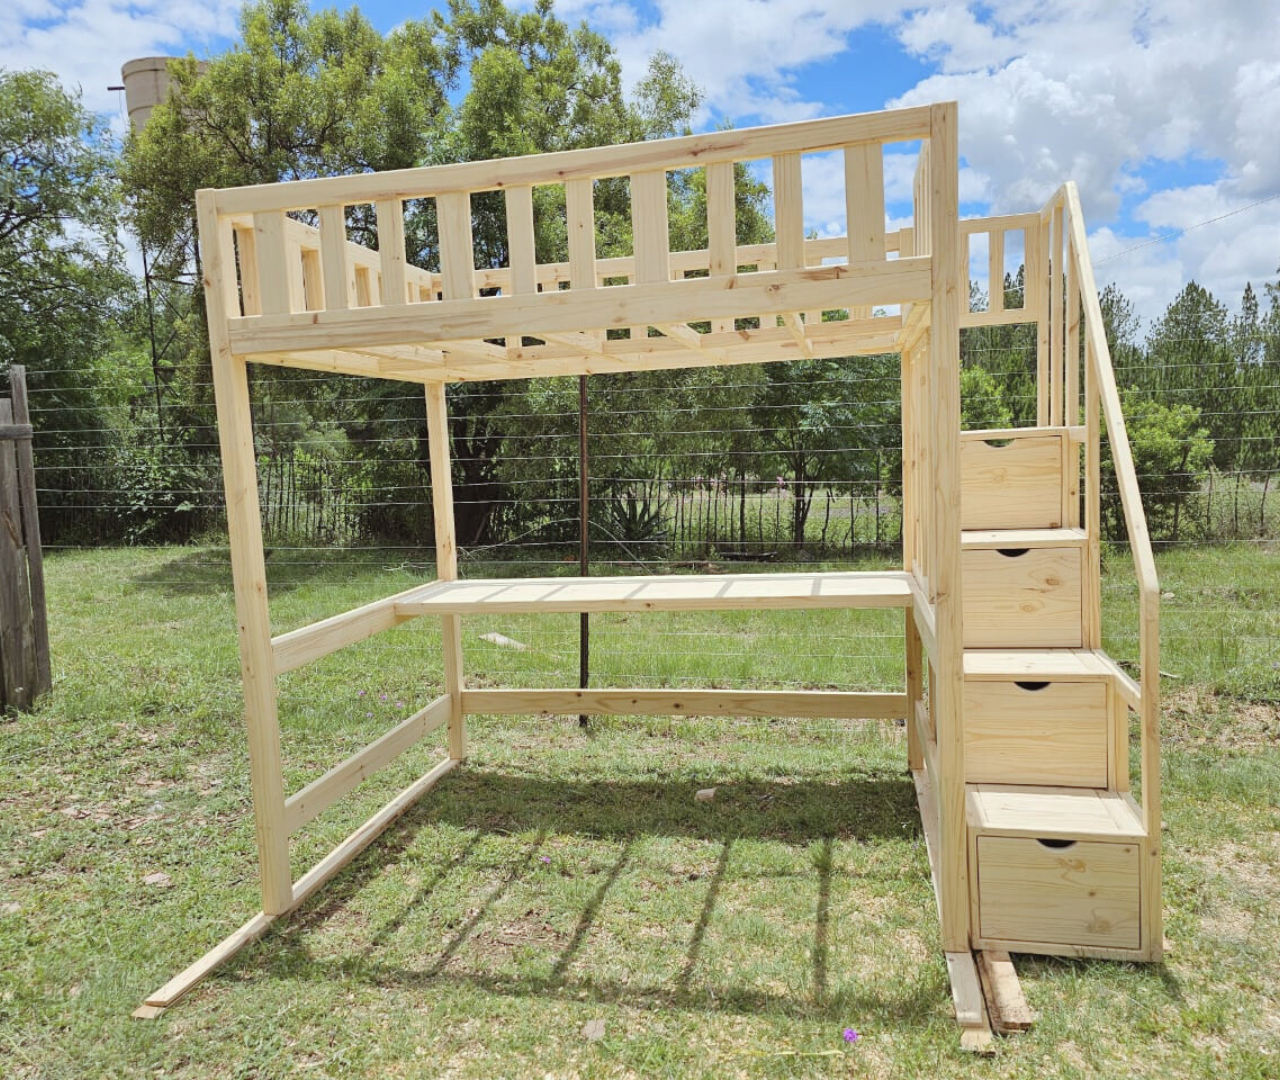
[962,547,1082,648]
[977,836,1140,950]
[964,680,1109,787]
[961,436,1064,531]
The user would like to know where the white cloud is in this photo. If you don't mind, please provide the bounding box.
[10,0,1277,324]
[885,1,1280,321]
[570,0,909,123]
[0,0,242,124]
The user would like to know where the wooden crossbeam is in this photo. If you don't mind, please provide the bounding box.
[651,322,728,362]
[781,312,814,359]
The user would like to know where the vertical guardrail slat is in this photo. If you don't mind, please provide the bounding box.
[988,228,1004,314]
[706,161,733,349]
[317,204,350,311]
[437,192,476,302]
[233,226,261,317]
[631,170,670,285]
[252,211,293,316]
[505,185,538,297]
[844,143,886,263]
[773,152,805,273]
[376,199,409,306]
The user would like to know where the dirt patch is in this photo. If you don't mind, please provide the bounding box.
[1162,689,1280,751]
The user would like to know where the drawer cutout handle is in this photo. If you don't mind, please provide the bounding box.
[996,548,1030,558]
[1035,838,1077,850]
[983,437,1014,448]
[1014,680,1050,691]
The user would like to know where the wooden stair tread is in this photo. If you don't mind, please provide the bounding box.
[963,648,1119,681]
[961,527,1086,550]
[968,784,1146,841]
[961,425,1070,440]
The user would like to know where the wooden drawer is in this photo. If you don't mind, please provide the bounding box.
[961,435,1064,530]
[975,836,1140,950]
[962,546,1082,648]
[964,680,1109,786]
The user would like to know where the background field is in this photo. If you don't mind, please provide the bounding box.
[1,545,1278,1078]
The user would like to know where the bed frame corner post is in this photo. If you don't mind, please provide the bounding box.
[198,189,294,916]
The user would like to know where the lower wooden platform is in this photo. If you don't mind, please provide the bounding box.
[394,570,914,615]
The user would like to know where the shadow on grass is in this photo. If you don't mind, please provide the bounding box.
[231,766,932,1024]
[418,767,923,843]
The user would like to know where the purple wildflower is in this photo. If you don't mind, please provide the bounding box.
[842,1028,859,1044]
[357,689,366,697]
[379,693,388,701]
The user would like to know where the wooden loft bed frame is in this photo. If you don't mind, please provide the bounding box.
[136,102,1164,1046]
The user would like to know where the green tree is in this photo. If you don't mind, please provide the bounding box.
[960,266,1037,426]
[0,69,147,541]
[120,0,708,549]
[1143,282,1234,469]
[751,352,900,549]
[120,0,458,542]
[960,365,1013,430]
[1101,390,1213,543]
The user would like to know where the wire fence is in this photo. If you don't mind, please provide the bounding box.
[12,333,1280,698]
[22,355,1280,557]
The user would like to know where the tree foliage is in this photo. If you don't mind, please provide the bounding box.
[0,69,152,541]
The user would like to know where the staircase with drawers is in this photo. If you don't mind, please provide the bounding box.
[957,425,1158,961]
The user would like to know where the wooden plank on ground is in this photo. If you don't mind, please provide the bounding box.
[136,754,460,1017]
[977,949,1035,1033]
[135,911,277,1015]
[946,950,995,1052]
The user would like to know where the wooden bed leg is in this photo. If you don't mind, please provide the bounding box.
[946,950,994,1052]
[425,382,466,761]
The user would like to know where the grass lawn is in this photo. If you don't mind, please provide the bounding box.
[1,544,1278,1078]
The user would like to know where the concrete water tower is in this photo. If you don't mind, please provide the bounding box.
[120,57,207,131]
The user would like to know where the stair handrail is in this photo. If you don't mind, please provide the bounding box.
[1049,182,1161,851]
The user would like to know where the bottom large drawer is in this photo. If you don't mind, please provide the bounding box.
[975,835,1140,950]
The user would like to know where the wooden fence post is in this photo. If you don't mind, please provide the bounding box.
[0,366,51,710]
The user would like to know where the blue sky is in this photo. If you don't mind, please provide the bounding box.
[4,0,1279,325]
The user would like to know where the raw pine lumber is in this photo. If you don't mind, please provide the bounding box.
[978,950,1035,1033]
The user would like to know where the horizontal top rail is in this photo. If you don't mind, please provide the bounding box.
[207,106,933,216]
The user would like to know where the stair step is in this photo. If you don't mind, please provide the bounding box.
[967,783,1150,957]
[967,784,1145,842]
[963,648,1117,681]
[961,534,1085,649]
[961,527,1086,550]
[960,426,1070,532]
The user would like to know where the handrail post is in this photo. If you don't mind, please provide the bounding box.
[926,102,968,954]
